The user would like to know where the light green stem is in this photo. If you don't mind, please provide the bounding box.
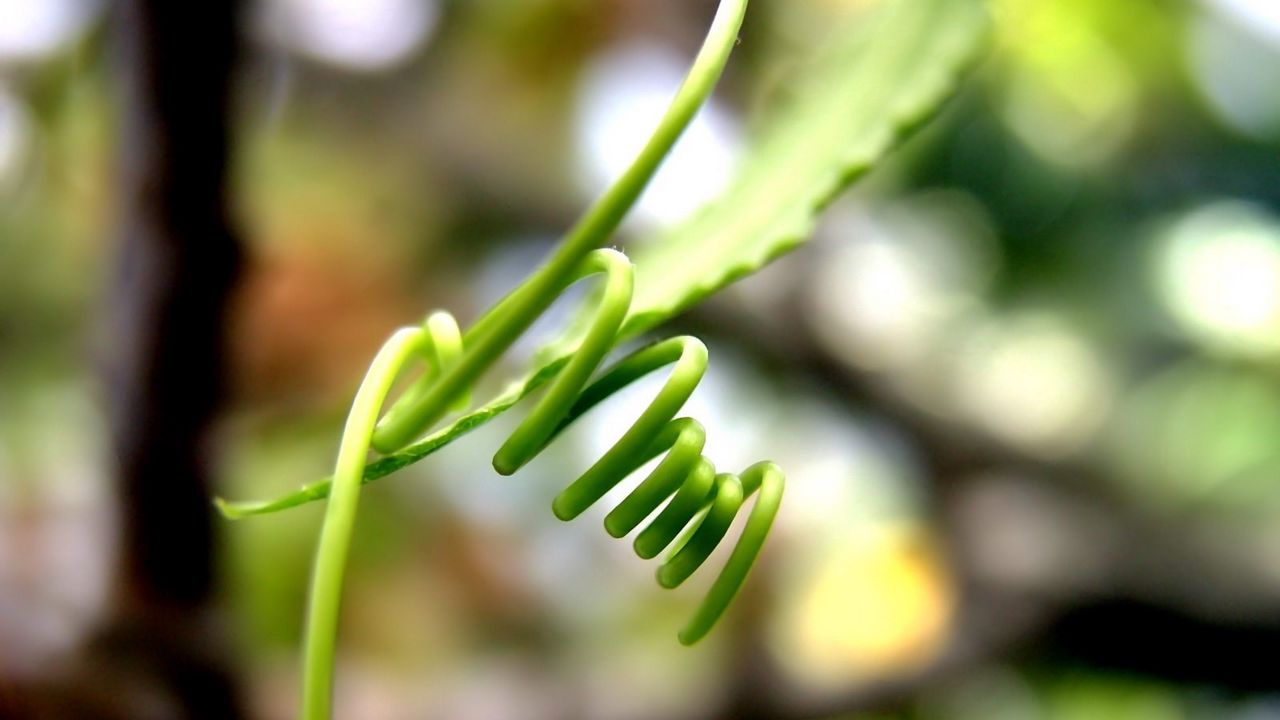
[297,2,750,717]
[370,0,750,452]
[301,329,425,720]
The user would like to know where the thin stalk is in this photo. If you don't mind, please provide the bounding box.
[299,2,750,716]
[371,0,749,452]
[301,329,424,720]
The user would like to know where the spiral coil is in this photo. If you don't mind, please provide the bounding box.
[349,248,783,645]
[222,1,771,714]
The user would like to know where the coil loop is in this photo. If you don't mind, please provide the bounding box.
[276,2,763,713]
[353,248,784,644]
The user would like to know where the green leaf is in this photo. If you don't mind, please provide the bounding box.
[215,358,567,518]
[216,0,987,519]
[622,0,989,337]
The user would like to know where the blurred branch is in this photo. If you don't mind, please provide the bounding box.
[80,0,245,716]
[109,0,241,616]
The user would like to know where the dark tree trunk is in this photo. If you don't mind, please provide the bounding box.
[87,0,245,716]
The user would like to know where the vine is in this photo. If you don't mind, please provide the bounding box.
[219,1,787,718]
[215,0,989,713]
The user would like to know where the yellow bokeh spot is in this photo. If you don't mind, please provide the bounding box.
[775,525,954,688]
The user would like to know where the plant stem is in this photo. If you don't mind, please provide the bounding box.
[301,329,424,720]
[300,2,750,716]
[370,0,750,452]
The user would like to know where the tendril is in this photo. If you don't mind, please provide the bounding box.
[299,247,783,716]
[217,2,782,718]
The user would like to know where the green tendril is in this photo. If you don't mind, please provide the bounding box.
[301,328,424,720]
[220,2,784,717]
[368,0,751,453]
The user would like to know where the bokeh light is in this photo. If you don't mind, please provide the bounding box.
[1154,201,1280,357]
[1203,0,1280,46]
[0,0,100,63]
[1109,360,1280,511]
[994,0,1138,169]
[1188,6,1280,141]
[774,525,953,689]
[954,313,1111,459]
[256,0,439,71]
[808,192,996,374]
[575,42,741,230]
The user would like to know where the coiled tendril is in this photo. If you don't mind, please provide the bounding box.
[299,257,784,720]
[219,1,785,717]
[378,249,781,645]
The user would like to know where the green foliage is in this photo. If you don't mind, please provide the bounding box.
[218,0,988,518]
[212,1,988,717]
[624,0,988,336]
[216,358,567,519]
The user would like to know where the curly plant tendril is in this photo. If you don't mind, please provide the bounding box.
[213,1,996,709]
[317,249,784,651]
[217,1,785,718]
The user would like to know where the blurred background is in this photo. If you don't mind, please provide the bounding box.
[3,0,1280,717]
